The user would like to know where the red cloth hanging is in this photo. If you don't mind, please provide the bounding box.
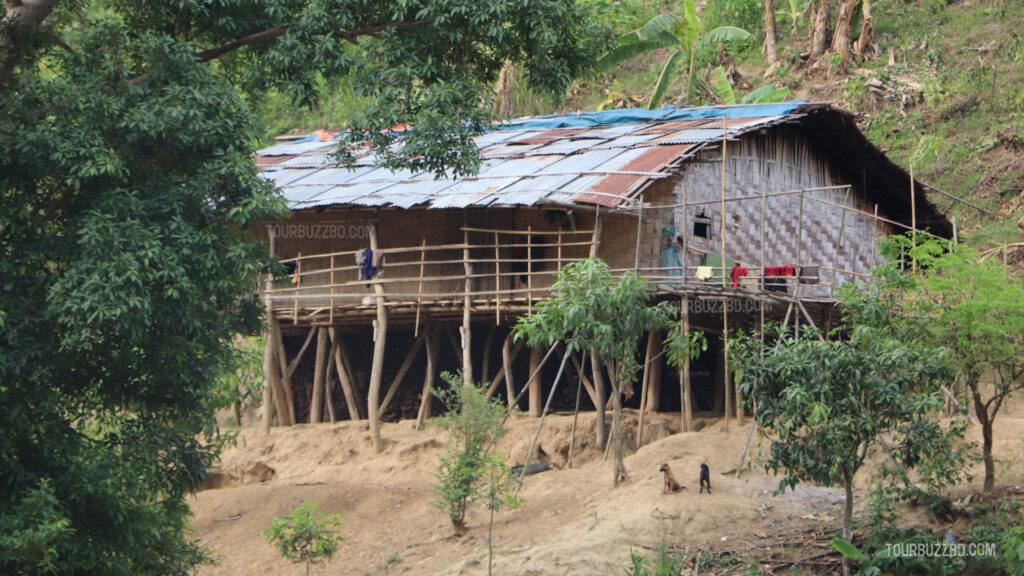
[730,266,748,288]
[764,265,796,277]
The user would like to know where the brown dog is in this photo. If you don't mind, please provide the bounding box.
[659,463,684,494]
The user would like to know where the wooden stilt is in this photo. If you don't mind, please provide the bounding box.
[503,332,516,409]
[637,328,656,446]
[591,348,608,449]
[378,330,427,417]
[275,326,314,426]
[462,228,473,384]
[521,350,573,481]
[368,223,388,452]
[270,326,294,426]
[414,238,426,337]
[568,352,599,408]
[329,328,361,420]
[528,346,543,417]
[310,327,329,423]
[494,230,501,324]
[262,328,277,433]
[337,336,364,418]
[323,336,337,423]
[680,297,692,432]
[487,337,523,397]
[481,325,496,384]
[416,326,439,429]
[568,350,584,468]
[648,330,662,413]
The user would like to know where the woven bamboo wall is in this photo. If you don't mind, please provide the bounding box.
[674,128,892,296]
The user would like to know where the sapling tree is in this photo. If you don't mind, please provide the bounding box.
[265,501,343,576]
[731,272,954,576]
[902,238,1024,491]
[431,372,521,534]
[515,258,673,486]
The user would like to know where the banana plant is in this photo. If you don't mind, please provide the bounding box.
[595,0,750,109]
[776,0,810,37]
[711,65,790,105]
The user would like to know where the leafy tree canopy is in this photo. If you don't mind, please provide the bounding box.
[1,1,593,573]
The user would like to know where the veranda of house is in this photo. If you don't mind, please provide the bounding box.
[255,102,953,437]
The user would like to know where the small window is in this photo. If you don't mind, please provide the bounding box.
[693,211,711,238]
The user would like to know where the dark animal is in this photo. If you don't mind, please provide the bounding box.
[510,462,553,477]
[699,463,711,494]
[659,463,684,494]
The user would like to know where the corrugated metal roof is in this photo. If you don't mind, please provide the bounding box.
[256,102,811,211]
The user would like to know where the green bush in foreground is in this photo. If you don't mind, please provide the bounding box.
[265,502,344,576]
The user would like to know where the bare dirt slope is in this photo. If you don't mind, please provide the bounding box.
[190,407,1024,576]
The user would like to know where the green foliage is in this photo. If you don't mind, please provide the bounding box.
[431,372,522,533]
[595,0,751,108]
[830,536,870,564]
[0,480,74,575]
[1002,526,1024,576]
[515,257,673,484]
[1,2,591,572]
[264,502,344,576]
[732,269,955,544]
[901,237,1024,490]
[775,0,810,35]
[623,536,688,576]
[211,336,266,427]
[710,65,789,105]
[663,320,707,370]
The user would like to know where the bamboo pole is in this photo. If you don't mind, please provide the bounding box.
[634,194,644,270]
[329,255,335,325]
[414,238,426,337]
[831,188,851,299]
[681,184,689,284]
[568,351,584,468]
[329,328,361,421]
[760,182,766,292]
[462,227,473,384]
[527,226,533,309]
[680,297,692,432]
[591,206,602,257]
[368,223,388,452]
[795,189,805,339]
[520,350,573,482]
[309,327,329,424]
[720,127,731,432]
[379,330,426,417]
[416,326,439,429]
[494,230,501,324]
[337,335,364,417]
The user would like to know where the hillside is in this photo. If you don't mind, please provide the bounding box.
[256,0,1024,251]
[192,406,1024,575]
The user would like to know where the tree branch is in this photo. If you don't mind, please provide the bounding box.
[0,0,60,88]
[128,18,435,86]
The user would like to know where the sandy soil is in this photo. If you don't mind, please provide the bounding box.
[190,404,1024,576]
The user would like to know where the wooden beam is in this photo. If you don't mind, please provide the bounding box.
[568,351,599,408]
[379,330,427,418]
[309,327,330,423]
[416,326,440,429]
[486,337,523,397]
[262,326,277,432]
[637,328,656,446]
[680,297,692,432]
[329,328,361,421]
[481,324,496,384]
[462,227,473,384]
[337,334,365,418]
[503,332,516,409]
[591,348,608,449]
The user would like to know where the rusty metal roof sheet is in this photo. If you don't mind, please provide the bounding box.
[257,102,813,211]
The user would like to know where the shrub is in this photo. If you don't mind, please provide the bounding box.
[431,371,521,534]
[265,502,344,576]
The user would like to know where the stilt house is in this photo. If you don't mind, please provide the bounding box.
[254,101,952,438]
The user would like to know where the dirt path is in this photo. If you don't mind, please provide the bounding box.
[190,408,1024,575]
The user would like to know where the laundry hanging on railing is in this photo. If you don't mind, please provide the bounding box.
[799,266,819,284]
[356,248,384,280]
[764,265,795,277]
[730,266,748,288]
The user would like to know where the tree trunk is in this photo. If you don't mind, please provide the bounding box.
[854,0,876,58]
[592,349,608,450]
[970,381,996,492]
[810,0,832,58]
[830,0,858,65]
[309,327,329,423]
[610,368,627,486]
[842,477,854,576]
[763,0,782,65]
[529,346,543,417]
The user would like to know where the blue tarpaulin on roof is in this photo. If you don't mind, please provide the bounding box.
[494,102,804,131]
